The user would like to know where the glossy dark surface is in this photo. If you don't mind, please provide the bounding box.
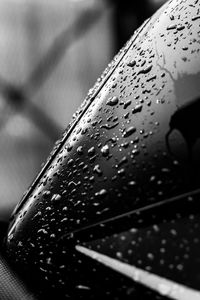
[5,0,200,298]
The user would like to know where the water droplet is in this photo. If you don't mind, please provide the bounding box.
[138,65,152,75]
[76,285,91,290]
[43,190,51,199]
[38,228,48,235]
[147,253,154,260]
[106,96,119,106]
[93,164,103,176]
[123,126,136,137]
[95,189,107,198]
[177,25,185,31]
[124,112,129,119]
[132,104,143,114]
[123,100,132,109]
[68,181,77,188]
[117,156,128,167]
[132,149,139,155]
[51,194,61,201]
[112,82,117,88]
[118,168,125,176]
[127,60,136,67]
[116,252,122,259]
[77,146,83,154]
[167,24,176,30]
[101,122,119,130]
[67,158,74,166]
[192,15,200,21]
[88,147,95,156]
[101,144,109,156]
[128,180,136,187]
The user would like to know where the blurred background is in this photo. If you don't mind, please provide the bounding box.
[0,0,166,222]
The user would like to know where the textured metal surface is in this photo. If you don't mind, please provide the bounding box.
[5,0,200,298]
[0,255,35,300]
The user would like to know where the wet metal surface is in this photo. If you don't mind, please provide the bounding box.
[5,0,200,298]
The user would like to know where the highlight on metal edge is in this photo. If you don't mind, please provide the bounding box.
[76,245,200,300]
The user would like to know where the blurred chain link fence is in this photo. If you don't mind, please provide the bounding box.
[0,0,113,220]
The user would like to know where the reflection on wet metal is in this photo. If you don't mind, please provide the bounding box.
[76,246,200,300]
[166,97,200,158]
[58,188,200,241]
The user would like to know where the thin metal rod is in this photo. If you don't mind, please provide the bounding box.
[76,245,200,300]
